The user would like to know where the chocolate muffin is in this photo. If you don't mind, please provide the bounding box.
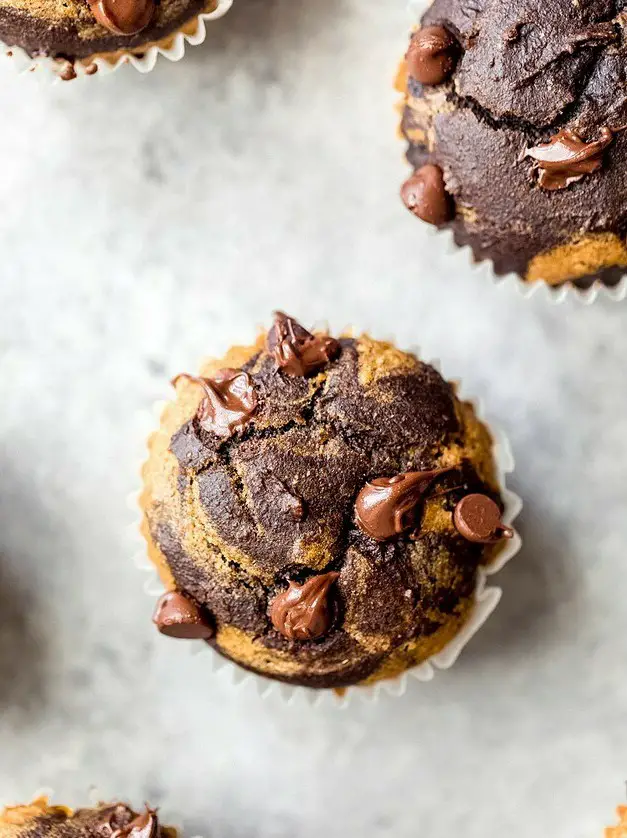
[0,799,173,838]
[141,313,515,689]
[0,0,224,74]
[399,0,627,288]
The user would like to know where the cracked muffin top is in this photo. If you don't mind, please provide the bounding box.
[399,0,627,287]
[0,800,171,838]
[141,313,513,689]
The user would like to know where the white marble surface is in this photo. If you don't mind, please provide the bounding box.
[0,1,626,836]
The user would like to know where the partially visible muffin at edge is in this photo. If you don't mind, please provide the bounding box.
[141,313,514,689]
[0,798,173,838]
[607,807,627,838]
[399,0,627,288]
[0,0,220,71]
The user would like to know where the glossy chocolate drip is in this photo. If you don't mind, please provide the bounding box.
[88,0,155,35]
[355,468,453,542]
[266,311,340,377]
[172,369,257,439]
[270,573,339,640]
[526,126,614,191]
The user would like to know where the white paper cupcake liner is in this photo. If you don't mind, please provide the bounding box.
[404,0,627,305]
[418,222,627,305]
[0,0,232,80]
[131,333,522,707]
[0,789,192,838]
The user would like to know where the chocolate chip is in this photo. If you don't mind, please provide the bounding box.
[355,468,454,542]
[172,369,257,439]
[526,126,614,191]
[401,164,453,226]
[88,0,154,35]
[266,312,340,377]
[406,25,458,85]
[270,573,339,640]
[453,494,514,544]
[152,591,214,639]
[119,811,159,838]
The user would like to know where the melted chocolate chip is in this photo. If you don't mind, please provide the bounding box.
[526,127,614,191]
[453,494,514,544]
[270,573,339,640]
[406,25,458,86]
[266,311,340,377]
[153,591,214,639]
[116,811,159,838]
[172,369,257,439]
[89,0,155,35]
[97,806,135,838]
[401,164,453,226]
[355,468,454,542]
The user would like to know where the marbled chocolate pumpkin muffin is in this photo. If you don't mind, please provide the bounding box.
[0,0,225,75]
[0,799,172,838]
[141,313,515,689]
[399,0,627,288]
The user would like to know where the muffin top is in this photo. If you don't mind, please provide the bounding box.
[0,800,170,838]
[401,0,627,285]
[142,314,511,688]
[0,0,214,63]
